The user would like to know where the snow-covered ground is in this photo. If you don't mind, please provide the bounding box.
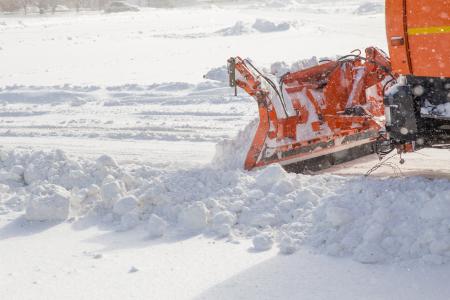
[1,1,450,299]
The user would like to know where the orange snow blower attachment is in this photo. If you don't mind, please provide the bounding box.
[228,47,395,172]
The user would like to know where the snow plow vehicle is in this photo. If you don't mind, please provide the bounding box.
[228,0,450,172]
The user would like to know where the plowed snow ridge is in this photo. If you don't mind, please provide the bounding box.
[1,138,450,264]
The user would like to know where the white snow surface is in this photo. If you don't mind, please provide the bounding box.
[0,2,387,86]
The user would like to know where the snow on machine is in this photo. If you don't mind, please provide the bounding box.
[228,0,450,172]
[228,47,394,172]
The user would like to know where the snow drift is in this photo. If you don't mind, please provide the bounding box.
[216,19,293,36]
[1,142,450,264]
[354,2,384,15]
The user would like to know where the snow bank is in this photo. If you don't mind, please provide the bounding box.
[246,0,300,9]
[421,102,450,118]
[216,21,253,36]
[213,118,258,170]
[252,19,291,33]
[216,19,292,36]
[306,177,450,264]
[270,56,319,77]
[0,149,132,222]
[354,2,384,15]
[1,145,450,264]
[203,66,229,83]
[25,184,70,221]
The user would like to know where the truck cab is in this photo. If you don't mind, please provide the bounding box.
[384,0,450,149]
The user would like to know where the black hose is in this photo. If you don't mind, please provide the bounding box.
[244,59,289,117]
[382,77,397,97]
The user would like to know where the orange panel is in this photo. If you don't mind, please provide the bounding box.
[405,0,450,77]
[386,0,412,75]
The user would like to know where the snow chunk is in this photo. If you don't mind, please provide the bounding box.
[148,214,168,238]
[213,119,258,170]
[354,243,387,264]
[120,211,140,231]
[203,66,228,83]
[354,2,384,15]
[215,21,252,36]
[270,61,290,77]
[25,185,70,221]
[212,211,236,237]
[101,181,124,207]
[252,19,290,33]
[113,195,139,216]
[216,19,291,37]
[279,236,297,255]
[270,56,319,77]
[178,201,209,233]
[422,102,450,118]
[255,164,288,189]
[252,233,274,251]
[96,155,119,169]
[326,207,353,227]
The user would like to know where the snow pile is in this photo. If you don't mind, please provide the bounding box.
[147,214,168,238]
[212,118,258,170]
[306,177,450,264]
[270,56,319,77]
[0,149,132,221]
[1,146,450,264]
[354,2,384,15]
[247,0,300,9]
[216,19,292,36]
[178,201,209,233]
[253,233,274,251]
[25,184,71,221]
[421,102,450,118]
[216,21,253,36]
[252,19,291,33]
[203,66,229,83]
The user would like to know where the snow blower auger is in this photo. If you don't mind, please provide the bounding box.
[228,47,396,172]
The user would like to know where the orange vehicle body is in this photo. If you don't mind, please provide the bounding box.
[229,47,393,171]
[228,0,449,171]
[386,0,450,77]
[384,1,450,152]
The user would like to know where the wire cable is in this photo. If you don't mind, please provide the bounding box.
[244,59,289,117]
[365,153,404,177]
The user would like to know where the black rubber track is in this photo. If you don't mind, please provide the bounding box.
[282,142,376,173]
